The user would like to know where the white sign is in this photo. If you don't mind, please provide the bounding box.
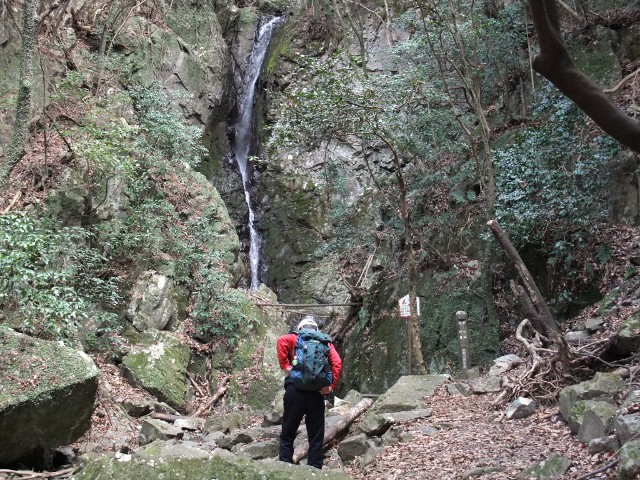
[398,294,421,318]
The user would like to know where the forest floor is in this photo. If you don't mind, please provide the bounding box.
[70,358,620,480]
[344,386,618,480]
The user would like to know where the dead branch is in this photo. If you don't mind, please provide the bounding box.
[2,191,22,214]
[0,467,76,478]
[489,219,571,365]
[574,458,620,480]
[604,67,640,95]
[150,412,183,422]
[555,0,582,22]
[187,372,206,397]
[193,376,229,417]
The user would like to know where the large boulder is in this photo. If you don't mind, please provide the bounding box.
[618,440,640,480]
[126,271,178,332]
[121,332,190,411]
[71,452,351,479]
[558,372,625,424]
[366,375,449,415]
[613,312,640,356]
[0,328,99,467]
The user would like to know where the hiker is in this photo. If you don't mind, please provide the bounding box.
[276,315,342,469]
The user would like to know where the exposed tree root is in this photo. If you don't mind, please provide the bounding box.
[494,319,580,405]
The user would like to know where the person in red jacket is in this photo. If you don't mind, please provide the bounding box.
[276,315,342,469]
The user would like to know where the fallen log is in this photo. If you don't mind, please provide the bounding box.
[292,397,374,463]
[193,376,229,417]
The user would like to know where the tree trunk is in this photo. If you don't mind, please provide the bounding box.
[1,0,39,185]
[397,157,427,374]
[487,219,569,361]
[487,220,558,335]
[292,397,373,463]
[528,0,640,153]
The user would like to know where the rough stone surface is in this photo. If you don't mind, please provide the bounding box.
[204,410,253,435]
[71,452,351,479]
[618,440,640,480]
[380,409,432,424]
[359,413,392,436]
[234,439,279,460]
[488,354,522,376]
[588,435,620,454]
[615,413,640,445]
[558,372,625,423]
[565,330,592,343]
[126,271,177,332]
[505,397,538,420]
[138,418,184,446]
[367,375,448,415]
[0,328,99,466]
[614,311,640,355]
[137,440,210,458]
[576,402,617,443]
[337,433,371,462]
[470,375,502,393]
[516,453,572,479]
[584,317,605,333]
[121,332,190,411]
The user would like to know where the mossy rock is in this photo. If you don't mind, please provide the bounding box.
[568,25,621,89]
[517,454,571,479]
[121,332,190,411]
[614,311,640,355]
[618,440,640,480]
[342,260,498,394]
[0,328,99,467]
[71,453,351,479]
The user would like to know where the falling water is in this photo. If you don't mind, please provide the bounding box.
[233,17,282,290]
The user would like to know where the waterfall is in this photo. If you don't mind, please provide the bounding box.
[233,17,282,290]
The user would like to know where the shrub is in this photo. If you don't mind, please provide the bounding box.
[0,214,121,342]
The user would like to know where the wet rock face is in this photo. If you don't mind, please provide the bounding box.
[0,328,100,467]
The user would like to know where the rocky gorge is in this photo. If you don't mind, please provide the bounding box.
[1,0,640,478]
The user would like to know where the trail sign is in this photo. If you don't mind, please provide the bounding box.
[398,294,421,319]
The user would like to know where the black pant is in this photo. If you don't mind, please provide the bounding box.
[279,383,325,469]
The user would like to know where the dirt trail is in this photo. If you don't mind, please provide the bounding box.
[345,386,616,479]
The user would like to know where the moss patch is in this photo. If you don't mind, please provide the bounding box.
[121,332,190,411]
[72,453,350,479]
[0,327,99,408]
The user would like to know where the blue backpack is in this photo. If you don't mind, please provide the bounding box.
[290,329,333,391]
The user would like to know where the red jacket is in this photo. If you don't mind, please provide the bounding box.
[276,332,342,391]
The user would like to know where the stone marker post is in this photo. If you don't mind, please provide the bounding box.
[456,310,471,370]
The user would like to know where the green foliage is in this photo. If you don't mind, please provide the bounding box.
[191,265,248,345]
[395,2,528,107]
[494,88,619,299]
[130,86,206,169]
[88,86,243,344]
[270,51,462,161]
[0,214,120,341]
